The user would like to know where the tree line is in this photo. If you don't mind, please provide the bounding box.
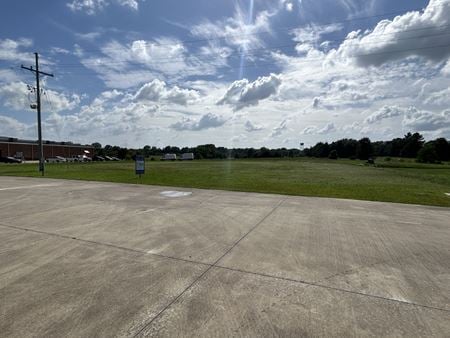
[303,133,449,163]
[91,132,450,163]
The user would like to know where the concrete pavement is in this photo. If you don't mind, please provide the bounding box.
[0,176,449,337]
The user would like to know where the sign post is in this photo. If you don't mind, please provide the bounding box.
[135,155,145,179]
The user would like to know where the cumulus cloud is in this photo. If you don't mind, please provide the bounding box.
[67,0,142,15]
[78,38,226,88]
[403,108,450,132]
[292,23,342,51]
[333,0,450,66]
[364,105,407,124]
[270,119,288,137]
[170,113,227,131]
[245,120,263,132]
[424,87,450,106]
[134,79,200,105]
[0,82,80,112]
[0,38,33,63]
[217,73,281,111]
[302,122,336,135]
[41,88,161,142]
[442,60,450,75]
[0,115,27,136]
[312,97,320,108]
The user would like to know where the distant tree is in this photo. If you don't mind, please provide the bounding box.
[433,138,450,161]
[400,132,424,158]
[143,145,151,157]
[117,148,128,160]
[195,144,217,159]
[417,142,439,163]
[310,142,330,158]
[389,137,406,157]
[258,147,271,158]
[357,138,372,160]
[92,142,102,149]
[332,138,358,158]
[328,150,338,159]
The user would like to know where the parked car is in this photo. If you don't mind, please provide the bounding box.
[104,156,113,161]
[72,155,92,162]
[0,156,22,163]
[111,157,121,161]
[46,156,66,163]
[93,155,105,161]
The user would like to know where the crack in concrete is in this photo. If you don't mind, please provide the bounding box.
[131,197,287,337]
[1,205,449,338]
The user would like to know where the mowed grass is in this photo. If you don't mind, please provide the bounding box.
[1,158,449,207]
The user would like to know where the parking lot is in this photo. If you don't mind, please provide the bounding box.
[0,176,449,337]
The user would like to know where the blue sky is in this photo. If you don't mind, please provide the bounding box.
[1,0,449,148]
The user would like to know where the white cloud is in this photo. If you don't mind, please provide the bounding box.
[312,97,320,108]
[332,0,450,66]
[245,120,263,132]
[442,60,450,75]
[364,105,407,124]
[134,80,200,106]
[302,122,336,135]
[67,0,142,15]
[424,87,450,106]
[190,5,271,52]
[170,113,227,131]
[0,82,79,112]
[403,108,450,132]
[217,73,282,111]
[318,122,336,134]
[280,0,294,12]
[0,115,27,136]
[270,119,288,137]
[292,23,342,50]
[50,47,70,55]
[0,38,33,63]
[78,38,227,88]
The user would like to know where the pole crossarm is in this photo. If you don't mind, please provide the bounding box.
[21,65,54,77]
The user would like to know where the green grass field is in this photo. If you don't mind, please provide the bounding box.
[1,158,450,207]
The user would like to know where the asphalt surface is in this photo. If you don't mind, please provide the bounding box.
[0,176,449,337]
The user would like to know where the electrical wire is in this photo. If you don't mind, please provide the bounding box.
[73,0,450,52]
[54,28,450,69]
[52,41,450,78]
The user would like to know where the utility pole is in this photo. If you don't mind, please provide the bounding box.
[21,53,54,176]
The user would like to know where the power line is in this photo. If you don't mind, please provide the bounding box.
[52,41,450,78]
[73,0,450,52]
[21,53,54,176]
[55,27,450,69]
[1,3,449,71]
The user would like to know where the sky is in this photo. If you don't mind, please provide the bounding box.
[0,0,450,148]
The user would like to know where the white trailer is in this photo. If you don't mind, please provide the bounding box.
[163,153,177,161]
[181,153,194,160]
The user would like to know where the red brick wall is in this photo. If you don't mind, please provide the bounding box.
[0,142,94,160]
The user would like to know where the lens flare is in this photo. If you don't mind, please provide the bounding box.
[238,0,254,79]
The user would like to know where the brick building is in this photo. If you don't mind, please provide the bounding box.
[0,136,94,160]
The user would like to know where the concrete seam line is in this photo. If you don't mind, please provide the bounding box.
[132,197,287,337]
[0,223,211,268]
[211,197,287,267]
[213,265,450,314]
[3,216,449,315]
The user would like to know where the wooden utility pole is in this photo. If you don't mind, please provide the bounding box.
[21,53,54,176]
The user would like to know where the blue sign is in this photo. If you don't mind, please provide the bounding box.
[135,155,145,175]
